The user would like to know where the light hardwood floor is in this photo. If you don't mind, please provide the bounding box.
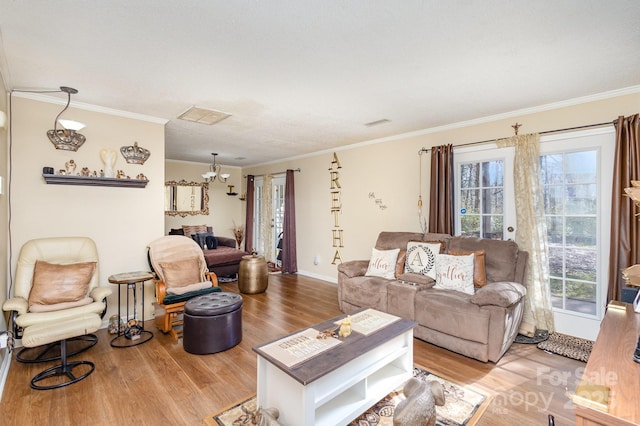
[0,274,584,425]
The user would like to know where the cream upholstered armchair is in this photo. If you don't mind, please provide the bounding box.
[148,235,220,339]
[2,237,111,389]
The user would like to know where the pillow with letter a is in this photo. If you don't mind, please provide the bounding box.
[404,242,441,279]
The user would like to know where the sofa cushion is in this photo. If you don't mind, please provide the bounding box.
[470,282,526,307]
[341,276,389,312]
[405,242,440,278]
[415,289,491,345]
[203,246,247,267]
[365,248,399,279]
[447,249,488,287]
[448,236,519,283]
[166,281,211,295]
[433,253,475,295]
[28,260,96,310]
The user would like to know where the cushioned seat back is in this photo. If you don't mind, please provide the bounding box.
[148,235,208,283]
[448,236,523,283]
[375,232,451,251]
[14,237,100,301]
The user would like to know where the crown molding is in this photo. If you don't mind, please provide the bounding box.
[331,85,640,152]
[10,91,168,124]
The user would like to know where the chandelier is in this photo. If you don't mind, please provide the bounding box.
[202,153,230,183]
[46,86,86,151]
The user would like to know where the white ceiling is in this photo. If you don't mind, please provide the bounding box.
[1,1,639,167]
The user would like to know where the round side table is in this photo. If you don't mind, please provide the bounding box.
[108,271,154,348]
[238,255,268,294]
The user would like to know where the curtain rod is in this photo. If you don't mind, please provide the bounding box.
[243,168,301,178]
[418,120,614,154]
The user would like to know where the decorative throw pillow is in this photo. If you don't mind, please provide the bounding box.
[182,224,207,239]
[192,232,216,250]
[433,253,475,295]
[395,250,407,278]
[159,257,202,288]
[205,235,218,250]
[365,248,400,279]
[447,249,487,287]
[404,242,441,278]
[28,260,96,310]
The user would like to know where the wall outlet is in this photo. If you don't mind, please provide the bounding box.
[313,255,320,265]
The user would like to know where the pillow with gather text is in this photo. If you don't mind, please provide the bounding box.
[433,253,475,295]
[365,248,400,280]
[28,260,96,311]
[448,249,487,287]
[404,242,441,279]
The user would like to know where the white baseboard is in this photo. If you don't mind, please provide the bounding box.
[296,270,337,284]
[0,348,12,402]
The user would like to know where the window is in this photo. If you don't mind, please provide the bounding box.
[454,128,614,339]
[458,160,505,239]
[541,150,599,315]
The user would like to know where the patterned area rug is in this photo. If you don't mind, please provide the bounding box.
[204,366,490,426]
[536,332,594,362]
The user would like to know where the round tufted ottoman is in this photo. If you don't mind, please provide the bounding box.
[183,292,243,354]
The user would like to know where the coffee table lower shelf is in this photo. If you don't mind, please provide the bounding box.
[255,319,414,426]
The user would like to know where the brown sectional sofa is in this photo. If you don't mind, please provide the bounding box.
[337,231,528,362]
[168,227,248,277]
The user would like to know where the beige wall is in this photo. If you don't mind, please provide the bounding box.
[9,95,165,321]
[243,91,640,282]
[164,160,243,239]
[0,71,9,381]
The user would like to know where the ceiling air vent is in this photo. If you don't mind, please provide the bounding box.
[364,118,391,127]
[178,106,231,125]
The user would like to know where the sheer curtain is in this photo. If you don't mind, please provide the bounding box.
[497,133,554,335]
[608,114,640,302]
[282,169,297,273]
[261,175,274,261]
[428,144,454,234]
[244,175,255,253]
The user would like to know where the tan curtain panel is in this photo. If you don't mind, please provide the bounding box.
[497,133,554,335]
[608,114,640,302]
[428,144,454,234]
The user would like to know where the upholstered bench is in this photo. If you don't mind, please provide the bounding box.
[183,292,243,354]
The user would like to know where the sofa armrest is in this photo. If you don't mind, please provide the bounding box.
[216,236,237,249]
[3,297,28,315]
[470,281,526,307]
[337,260,370,278]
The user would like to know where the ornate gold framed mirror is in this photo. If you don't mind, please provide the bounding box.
[164,180,209,217]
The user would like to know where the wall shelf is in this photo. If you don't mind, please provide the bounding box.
[42,174,149,188]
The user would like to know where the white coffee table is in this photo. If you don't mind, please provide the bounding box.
[253,309,415,426]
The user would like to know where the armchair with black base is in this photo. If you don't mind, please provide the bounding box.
[147,235,221,339]
[2,237,111,390]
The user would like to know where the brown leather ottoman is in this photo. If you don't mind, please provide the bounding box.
[183,292,243,354]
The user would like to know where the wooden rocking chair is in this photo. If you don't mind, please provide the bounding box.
[148,236,220,339]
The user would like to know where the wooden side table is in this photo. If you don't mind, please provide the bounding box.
[108,271,155,348]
